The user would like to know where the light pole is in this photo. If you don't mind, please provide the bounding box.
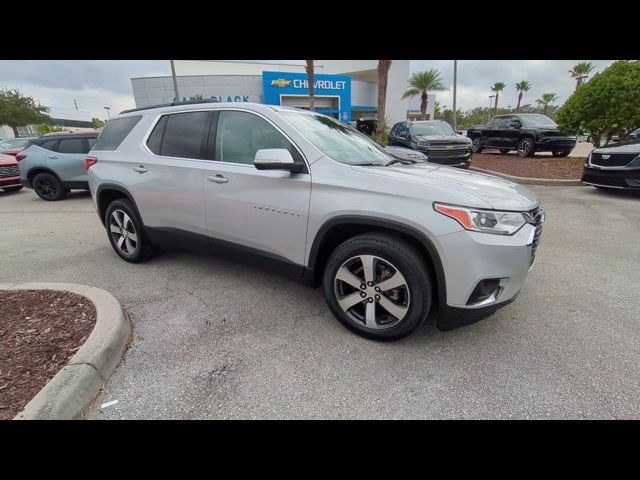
[104,106,111,119]
[452,60,458,130]
[170,60,180,103]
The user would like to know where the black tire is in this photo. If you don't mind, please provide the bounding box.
[322,233,432,341]
[517,137,535,157]
[104,198,155,263]
[552,149,571,157]
[2,185,23,193]
[500,149,510,154]
[33,172,66,201]
[471,137,483,153]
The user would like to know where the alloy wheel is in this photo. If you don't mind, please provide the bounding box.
[35,177,57,198]
[109,209,139,256]
[518,139,532,157]
[471,138,481,152]
[333,254,410,330]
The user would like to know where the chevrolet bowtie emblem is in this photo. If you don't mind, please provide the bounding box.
[271,79,292,88]
[602,154,611,159]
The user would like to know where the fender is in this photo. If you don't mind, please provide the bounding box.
[307,215,447,309]
[95,183,144,227]
[26,166,61,186]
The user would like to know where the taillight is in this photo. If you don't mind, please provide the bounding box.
[85,156,98,170]
[16,153,26,162]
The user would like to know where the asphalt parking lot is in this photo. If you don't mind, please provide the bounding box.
[1,185,639,419]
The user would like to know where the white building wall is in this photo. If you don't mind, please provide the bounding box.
[173,60,321,76]
[406,94,437,119]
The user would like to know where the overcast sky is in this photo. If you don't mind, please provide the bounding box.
[0,60,616,121]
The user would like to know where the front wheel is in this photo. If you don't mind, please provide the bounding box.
[322,233,432,340]
[471,137,483,153]
[552,149,571,157]
[517,138,535,157]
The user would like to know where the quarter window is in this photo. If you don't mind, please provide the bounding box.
[38,139,59,151]
[93,116,142,151]
[215,111,294,165]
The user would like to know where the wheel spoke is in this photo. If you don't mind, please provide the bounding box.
[377,271,407,292]
[109,223,120,234]
[335,265,364,289]
[125,238,135,253]
[116,235,125,250]
[126,231,138,243]
[338,292,363,312]
[378,295,408,321]
[365,301,377,328]
[113,211,123,228]
[123,212,132,230]
[359,255,376,284]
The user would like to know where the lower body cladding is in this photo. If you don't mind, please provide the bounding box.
[434,222,538,330]
[582,167,640,190]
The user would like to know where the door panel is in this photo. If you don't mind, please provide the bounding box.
[52,138,89,183]
[203,110,311,266]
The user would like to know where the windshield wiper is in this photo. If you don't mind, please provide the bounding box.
[385,158,417,166]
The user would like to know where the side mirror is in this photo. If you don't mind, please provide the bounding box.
[456,130,463,135]
[254,148,303,172]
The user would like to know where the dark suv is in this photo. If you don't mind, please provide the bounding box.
[388,120,473,168]
[467,114,576,157]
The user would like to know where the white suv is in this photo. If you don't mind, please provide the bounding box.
[87,101,544,340]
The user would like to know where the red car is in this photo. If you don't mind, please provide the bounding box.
[0,137,37,157]
[0,153,22,192]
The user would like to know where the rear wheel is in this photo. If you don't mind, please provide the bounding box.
[471,137,483,153]
[104,198,155,263]
[517,137,535,157]
[33,172,66,201]
[322,233,432,340]
[552,149,571,157]
[2,185,22,193]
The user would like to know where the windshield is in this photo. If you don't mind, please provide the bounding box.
[519,115,557,127]
[410,122,455,136]
[279,111,392,166]
[0,138,30,150]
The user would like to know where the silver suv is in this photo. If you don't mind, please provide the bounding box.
[87,102,544,340]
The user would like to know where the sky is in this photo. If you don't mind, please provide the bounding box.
[0,60,616,121]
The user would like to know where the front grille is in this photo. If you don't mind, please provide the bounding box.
[591,152,637,167]
[0,165,19,178]
[426,145,470,158]
[525,208,544,267]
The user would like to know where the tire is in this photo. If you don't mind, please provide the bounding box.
[104,198,154,263]
[471,137,483,153]
[499,149,510,154]
[33,172,66,201]
[322,233,432,341]
[552,149,571,157]
[517,137,535,157]
[2,185,22,193]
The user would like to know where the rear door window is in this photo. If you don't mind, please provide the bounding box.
[158,111,211,159]
[93,116,142,151]
[57,138,86,154]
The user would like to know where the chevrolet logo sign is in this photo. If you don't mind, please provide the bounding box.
[271,79,292,88]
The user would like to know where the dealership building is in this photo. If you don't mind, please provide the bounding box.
[130,60,435,125]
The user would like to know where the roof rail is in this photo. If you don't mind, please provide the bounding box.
[119,99,222,115]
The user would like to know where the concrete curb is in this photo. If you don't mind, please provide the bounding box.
[470,166,584,186]
[2,283,130,420]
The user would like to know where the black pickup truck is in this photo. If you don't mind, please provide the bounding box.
[467,113,576,157]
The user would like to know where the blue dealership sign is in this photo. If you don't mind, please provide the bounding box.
[262,71,351,122]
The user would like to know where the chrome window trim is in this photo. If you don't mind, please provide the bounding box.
[140,107,310,171]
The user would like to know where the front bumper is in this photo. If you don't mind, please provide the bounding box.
[435,218,542,330]
[582,166,640,189]
[419,148,472,168]
[0,176,21,188]
[535,137,576,151]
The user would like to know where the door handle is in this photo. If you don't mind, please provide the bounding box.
[133,165,147,173]
[207,174,228,184]
[48,156,59,159]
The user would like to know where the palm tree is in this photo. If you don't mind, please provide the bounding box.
[536,92,559,115]
[376,60,392,136]
[491,82,506,114]
[434,101,442,119]
[569,62,595,92]
[305,60,315,111]
[402,69,447,120]
[515,80,531,112]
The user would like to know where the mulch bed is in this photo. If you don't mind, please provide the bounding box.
[471,151,585,180]
[0,290,96,420]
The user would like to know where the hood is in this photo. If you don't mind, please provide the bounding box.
[594,142,640,154]
[351,163,538,211]
[384,145,428,162]
[414,134,470,144]
[0,153,18,166]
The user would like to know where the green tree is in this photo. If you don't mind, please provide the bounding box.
[557,60,640,147]
[490,82,506,113]
[402,69,447,120]
[433,101,442,119]
[377,60,392,135]
[0,89,50,136]
[515,80,532,112]
[92,117,106,129]
[36,124,67,135]
[569,61,595,92]
[536,92,559,116]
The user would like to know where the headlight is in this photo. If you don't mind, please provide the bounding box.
[434,203,526,235]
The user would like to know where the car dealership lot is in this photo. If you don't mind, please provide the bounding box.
[1,187,639,419]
